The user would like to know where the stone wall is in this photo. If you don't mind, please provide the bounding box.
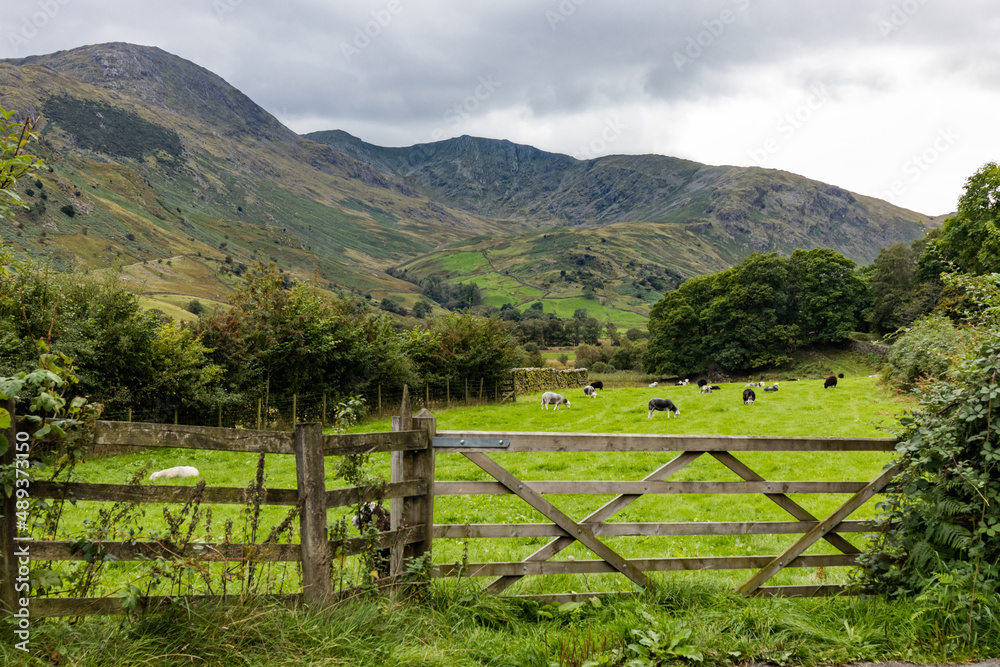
[511,367,590,395]
[849,339,890,359]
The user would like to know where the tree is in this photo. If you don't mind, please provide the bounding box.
[0,108,44,223]
[790,248,863,345]
[936,161,1000,274]
[643,291,704,376]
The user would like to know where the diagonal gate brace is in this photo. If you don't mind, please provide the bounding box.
[738,462,902,596]
[463,452,650,590]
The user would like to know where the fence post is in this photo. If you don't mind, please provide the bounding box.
[425,384,430,409]
[127,407,132,423]
[1,399,17,614]
[446,378,449,406]
[322,392,327,425]
[390,386,435,576]
[378,385,382,413]
[256,399,262,431]
[218,405,222,428]
[293,394,297,425]
[465,378,469,405]
[295,421,329,606]
[174,408,178,425]
[479,377,484,401]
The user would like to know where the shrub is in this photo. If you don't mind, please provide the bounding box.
[60,204,75,217]
[591,361,607,373]
[884,314,966,388]
[186,299,204,316]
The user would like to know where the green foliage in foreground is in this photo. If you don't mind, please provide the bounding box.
[5,579,998,666]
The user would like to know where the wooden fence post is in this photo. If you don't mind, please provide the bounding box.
[1,399,17,613]
[479,378,484,401]
[293,394,297,425]
[218,405,222,428]
[295,421,330,606]
[390,386,434,576]
[425,384,430,409]
[256,399,262,431]
[322,392,327,425]
[446,379,450,407]
[378,385,382,413]
[173,409,178,425]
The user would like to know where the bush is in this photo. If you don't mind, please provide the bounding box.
[186,299,204,316]
[591,361,607,373]
[884,314,966,388]
[60,204,76,217]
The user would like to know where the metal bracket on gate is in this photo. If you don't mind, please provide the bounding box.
[433,436,509,449]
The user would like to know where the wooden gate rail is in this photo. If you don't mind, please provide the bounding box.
[432,429,897,597]
[2,392,434,618]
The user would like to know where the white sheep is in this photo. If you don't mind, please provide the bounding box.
[150,466,200,481]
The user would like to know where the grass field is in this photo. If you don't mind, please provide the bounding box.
[52,376,907,602]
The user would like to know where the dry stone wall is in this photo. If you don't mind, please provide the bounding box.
[511,367,590,395]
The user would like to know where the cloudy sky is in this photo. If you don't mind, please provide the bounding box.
[4,0,999,216]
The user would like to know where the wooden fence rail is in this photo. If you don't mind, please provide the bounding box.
[0,388,433,618]
[2,393,902,618]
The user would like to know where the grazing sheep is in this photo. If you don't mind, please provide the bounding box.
[648,381,658,387]
[824,375,838,389]
[745,381,765,388]
[353,502,391,577]
[838,373,845,379]
[697,379,708,387]
[647,398,680,418]
[710,385,722,391]
[583,385,597,398]
[700,385,713,394]
[150,466,199,481]
[590,380,604,390]
[743,388,756,405]
[541,392,571,409]
[678,379,690,386]
[764,384,779,392]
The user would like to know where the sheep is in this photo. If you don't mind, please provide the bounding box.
[697,379,708,387]
[150,466,199,481]
[824,375,837,389]
[352,502,391,577]
[838,373,845,379]
[590,380,604,390]
[764,384,779,392]
[678,379,690,386]
[648,381,658,387]
[583,385,597,398]
[541,391,570,409]
[647,398,680,418]
[700,385,713,394]
[709,385,722,391]
[743,388,756,405]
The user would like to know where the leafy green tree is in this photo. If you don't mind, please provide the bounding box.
[869,243,918,333]
[701,253,799,369]
[790,248,863,344]
[936,161,1000,274]
[406,313,517,385]
[642,290,704,376]
[147,322,225,411]
[0,108,44,222]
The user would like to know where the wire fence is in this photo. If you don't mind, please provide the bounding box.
[97,376,517,429]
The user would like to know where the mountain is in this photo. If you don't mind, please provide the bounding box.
[306,131,932,265]
[0,43,505,303]
[0,43,936,325]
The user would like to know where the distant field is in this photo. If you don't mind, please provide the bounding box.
[530,296,648,328]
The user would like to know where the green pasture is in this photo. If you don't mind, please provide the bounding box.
[51,376,908,599]
[526,296,648,328]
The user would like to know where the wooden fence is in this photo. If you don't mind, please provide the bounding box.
[0,391,434,618]
[2,391,900,617]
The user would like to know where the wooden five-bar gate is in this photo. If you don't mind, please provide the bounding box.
[1,390,899,617]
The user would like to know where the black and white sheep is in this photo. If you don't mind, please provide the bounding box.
[647,398,680,418]
[583,385,597,398]
[697,379,708,387]
[541,392,571,409]
[764,384,779,392]
[743,388,756,405]
[353,502,391,577]
[699,385,713,394]
[678,379,690,386]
